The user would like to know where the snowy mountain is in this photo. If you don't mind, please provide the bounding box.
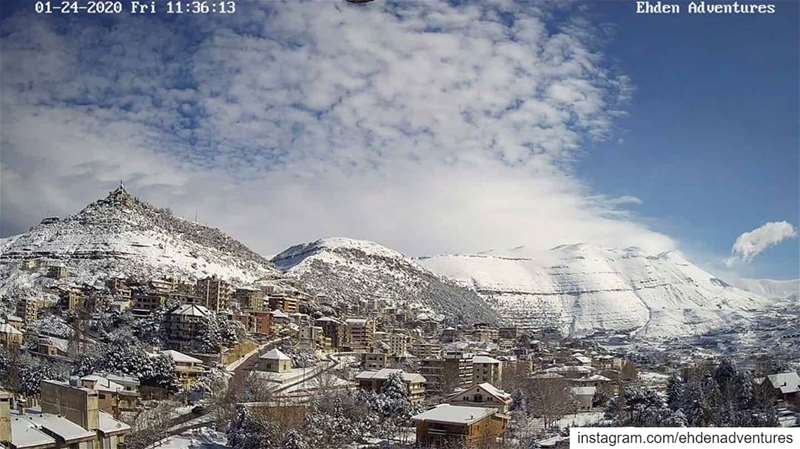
[732,278,799,299]
[0,185,278,295]
[271,238,497,324]
[417,244,769,339]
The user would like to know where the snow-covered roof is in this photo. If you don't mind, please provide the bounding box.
[97,411,131,435]
[81,374,126,393]
[450,383,511,402]
[10,413,57,449]
[40,336,69,353]
[473,355,501,365]
[162,349,203,364]
[573,355,592,365]
[355,368,426,384]
[571,386,597,397]
[170,304,210,317]
[346,318,368,325]
[412,404,499,425]
[478,383,512,401]
[529,372,564,379]
[766,372,800,394]
[270,310,289,319]
[0,322,22,335]
[577,374,611,383]
[17,409,95,442]
[260,348,291,361]
[543,365,594,374]
[314,316,341,323]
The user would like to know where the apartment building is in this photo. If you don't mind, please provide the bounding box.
[345,318,375,352]
[413,404,508,447]
[0,380,132,449]
[472,355,503,385]
[234,287,265,311]
[163,304,211,351]
[0,323,22,349]
[162,350,206,387]
[315,317,345,349]
[15,297,43,324]
[195,276,232,312]
[355,368,427,404]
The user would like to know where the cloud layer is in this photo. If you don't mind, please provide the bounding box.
[0,1,674,256]
[726,221,797,265]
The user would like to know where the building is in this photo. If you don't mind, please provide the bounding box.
[386,332,410,356]
[37,336,69,357]
[162,350,205,387]
[0,323,23,349]
[412,340,441,359]
[105,278,132,300]
[234,288,265,311]
[7,380,132,449]
[15,297,42,324]
[299,325,329,349]
[447,383,513,413]
[472,355,503,385]
[412,404,509,447]
[19,259,41,271]
[267,294,299,314]
[131,288,168,314]
[252,310,273,336]
[195,276,232,312]
[761,372,800,403]
[571,386,596,410]
[79,374,139,418]
[46,265,68,279]
[445,351,474,391]
[163,304,211,351]
[258,349,293,373]
[471,327,498,343]
[315,317,345,349]
[355,369,426,404]
[361,352,399,370]
[345,318,375,352]
[420,358,445,396]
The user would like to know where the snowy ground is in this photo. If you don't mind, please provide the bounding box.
[148,428,227,449]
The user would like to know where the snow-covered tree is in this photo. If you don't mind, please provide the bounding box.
[227,407,280,449]
[281,431,307,449]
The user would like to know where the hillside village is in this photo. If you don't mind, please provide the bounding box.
[0,188,797,449]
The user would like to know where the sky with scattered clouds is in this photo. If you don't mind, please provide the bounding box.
[1,0,797,280]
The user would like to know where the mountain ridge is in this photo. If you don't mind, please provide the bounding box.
[0,186,278,295]
[417,243,769,339]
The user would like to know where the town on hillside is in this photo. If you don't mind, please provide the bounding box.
[0,254,797,449]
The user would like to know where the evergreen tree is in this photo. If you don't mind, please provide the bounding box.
[666,372,683,411]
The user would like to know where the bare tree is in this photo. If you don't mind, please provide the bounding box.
[525,377,577,431]
[125,401,179,449]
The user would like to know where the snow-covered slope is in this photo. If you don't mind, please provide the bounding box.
[271,238,497,324]
[0,186,277,293]
[732,278,799,299]
[418,244,768,339]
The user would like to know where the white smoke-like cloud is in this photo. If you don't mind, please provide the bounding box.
[725,221,797,266]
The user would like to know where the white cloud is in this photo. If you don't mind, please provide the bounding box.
[725,221,797,266]
[0,1,674,257]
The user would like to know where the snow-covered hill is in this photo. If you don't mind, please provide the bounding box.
[732,278,799,299]
[418,244,769,339]
[271,238,497,324]
[0,186,278,294]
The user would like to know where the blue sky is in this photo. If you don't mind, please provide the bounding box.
[581,1,799,279]
[0,0,797,280]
